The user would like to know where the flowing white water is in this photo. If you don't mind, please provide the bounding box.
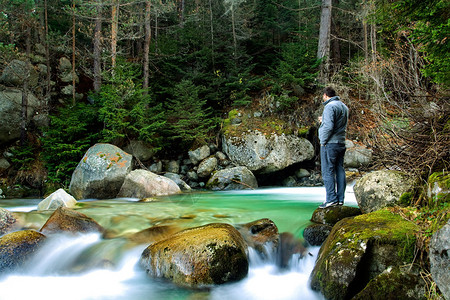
[0,233,323,300]
[0,187,357,299]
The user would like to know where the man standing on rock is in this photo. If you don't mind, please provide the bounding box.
[318,87,348,208]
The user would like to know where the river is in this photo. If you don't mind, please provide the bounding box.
[0,186,357,300]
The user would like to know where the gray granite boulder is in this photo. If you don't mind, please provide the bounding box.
[37,188,77,211]
[206,166,258,191]
[69,143,133,199]
[429,220,450,300]
[117,169,181,198]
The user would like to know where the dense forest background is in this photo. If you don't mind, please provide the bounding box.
[0,0,448,189]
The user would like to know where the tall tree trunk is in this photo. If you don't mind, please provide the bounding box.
[93,0,102,92]
[317,0,332,84]
[231,3,237,60]
[143,0,151,91]
[21,26,32,146]
[72,0,76,105]
[209,0,215,68]
[111,0,119,71]
[44,0,51,102]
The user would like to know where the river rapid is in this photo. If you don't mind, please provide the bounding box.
[0,187,357,300]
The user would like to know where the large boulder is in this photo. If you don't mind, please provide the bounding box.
[310,209,418,300]
[37,188,77,211]
[0,88,40,144]
[310,206,362,226]
[0,208,17,235]
[0,59,39,87]
[344,140,373,168]
[117,169,181,198]
[40,207,105,234]
[353,170,415,213]
[222,130,314,174]
[164,172,191,191]
[0,230,47,272]
[429,220,450,300]
[69,143,133,200]
[139,223,248,288]
[206,166,258,191]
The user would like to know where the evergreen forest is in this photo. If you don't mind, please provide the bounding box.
[0,0,448,196]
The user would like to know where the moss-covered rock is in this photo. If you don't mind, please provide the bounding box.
[352,266,426,300]
[427,171,450,204]
[139,223,248,288]
[206,166,258,191]
[40,207,105,234]
[310,209,419,300]
[0,229,46,272]
[310,206,361,226]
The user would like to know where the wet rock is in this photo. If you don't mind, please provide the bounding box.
[149,160,163,173]
[40,207,105,234]
[189,145,210,165]
[277,232,307,268]
[37,188,77,211]
[165,160,180,174]
[69,143,133,200]
[354,170,415,213]
[295,168,310,178]
[128,225,180,244]
[197,157,218,178]
[429,219,450,300]
[236,218,279,259]
[117,169,181,198]
[0,230,46,272]
[0,208,17,235]
[310,206,361,226]
[222,130,314,174]
[303,223,332,246]
[140,223,248,288]
[310,209,418,300]
[0,158,11,172]
[206,166,258,191]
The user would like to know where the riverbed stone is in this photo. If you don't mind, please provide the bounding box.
[310,206,362,226]
[164,172,191,191]
[429,219,450,300]
[40,207,105,234]
[0,229,47,272]
[206,166,258,191]
[353,170,415,213]
[117,169,181,198]
[222,130,314,174]
[69,143,133,200]
[139,223,248,288]
[236,218,279,259]
[37,188,77,211]
[189,145,210,165]
[310,209,418,300]
[0,207,17,235]
[303,223,332,246]
[197,157,218,178]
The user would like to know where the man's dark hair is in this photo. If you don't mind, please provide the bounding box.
[323,87,336,97]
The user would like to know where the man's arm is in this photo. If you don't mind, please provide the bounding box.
[319,105,335,145]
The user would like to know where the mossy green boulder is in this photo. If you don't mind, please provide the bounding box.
[0,229,46,272]
[139,223,248,288]
[310,209,418,300]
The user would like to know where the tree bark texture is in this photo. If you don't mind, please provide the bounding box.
[143,0,151,91]
[93,0,102,92]
[317,0,332,83]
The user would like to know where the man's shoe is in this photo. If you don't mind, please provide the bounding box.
[338,201,344,206]
[319,201,339,209]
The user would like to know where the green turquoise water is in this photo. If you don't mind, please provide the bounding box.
[0,187,357,300]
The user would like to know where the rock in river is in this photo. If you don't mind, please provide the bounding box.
[139,223,248,288]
